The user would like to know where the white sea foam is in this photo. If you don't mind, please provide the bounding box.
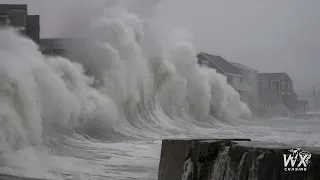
[0,2,319,180]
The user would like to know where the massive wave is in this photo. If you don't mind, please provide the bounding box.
[0,5,250,151]
[0,3,252,179]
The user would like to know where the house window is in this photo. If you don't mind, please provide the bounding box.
[240,77,243,83]
[271,82,276,88]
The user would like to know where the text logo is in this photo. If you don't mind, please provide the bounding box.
[283,148,312,172]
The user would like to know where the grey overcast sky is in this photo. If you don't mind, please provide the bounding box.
[1,0,319,101]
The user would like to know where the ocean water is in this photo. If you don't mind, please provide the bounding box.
[0,3,319,180]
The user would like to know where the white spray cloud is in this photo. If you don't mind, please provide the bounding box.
[0,3,250,154]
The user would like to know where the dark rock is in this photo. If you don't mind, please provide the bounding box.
[158,139,320,180]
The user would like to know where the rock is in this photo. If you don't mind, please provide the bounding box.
[158,139,320,180]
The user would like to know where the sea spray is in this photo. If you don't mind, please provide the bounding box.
[181,157,194,180]
[0,4,251,152]
[0,28,120,151]
[0,3,251,179]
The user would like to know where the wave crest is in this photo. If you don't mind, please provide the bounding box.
[0,5,250,152]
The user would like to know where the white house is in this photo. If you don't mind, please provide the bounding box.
[230,62,260,112]
[197,53,245,99]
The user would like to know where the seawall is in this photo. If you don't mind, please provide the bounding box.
[158,139,320,180]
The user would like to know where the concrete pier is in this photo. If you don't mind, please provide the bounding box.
[158,139,320,180]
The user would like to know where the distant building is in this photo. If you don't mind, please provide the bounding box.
[230,62,260,113]
[257,72,297,116]
[0,4,27,29]
[0,4,40,44]
[40,38,72,56]
[26,15,40,44]
[197,52,247,100]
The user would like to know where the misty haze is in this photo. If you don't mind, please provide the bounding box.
[0,0,319,180]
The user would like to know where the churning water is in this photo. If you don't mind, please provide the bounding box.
[0,3,319,180]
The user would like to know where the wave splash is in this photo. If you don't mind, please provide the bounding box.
[0,5,250,156]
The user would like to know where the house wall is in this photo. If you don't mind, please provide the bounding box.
[239,69,259,111]
[0,5,40,45]
[259,81,280,91]
[0,14,9,26]
[257,75,295,116]
[40,39,72,57]
[0,5,27,30]
[231,75,252,108]
[259,88,281,104]
[7,9,27,28]
[231,75,242,90]
[26,15,40,44]
[280,75,293,95]
[197,54,251,108]
[258,81,287,116]
[279,75,294,112]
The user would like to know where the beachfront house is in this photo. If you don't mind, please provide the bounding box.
[230,62,260,113]
[196,52,247,102]
[257,72,295,116]
[40,38,73,56]
[0,4,40,44]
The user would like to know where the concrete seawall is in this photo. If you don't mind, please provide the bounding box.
[158,139,320,180]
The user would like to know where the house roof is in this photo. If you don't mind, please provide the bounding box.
[0,4,27,16]
[199,52,242,75]
[230,62,258,72]
[0,4,27,9]
[0,4,27,13]
[258,72,288,81]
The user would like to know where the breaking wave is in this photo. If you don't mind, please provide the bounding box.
[0,5,250,151]
[0,3,253,179]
